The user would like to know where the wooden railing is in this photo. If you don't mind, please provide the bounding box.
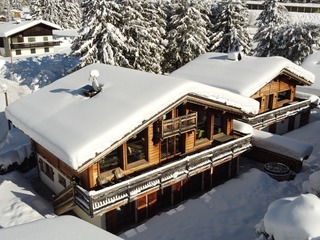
[59,134,252,217]
[11,41,61,49]
[243,99,311,129]
[53,182,76,215]
[155,112,197,139]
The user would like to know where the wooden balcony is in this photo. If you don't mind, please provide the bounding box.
[155,112,197,139]
[53,133,252,217]
[10,41,61,49]
[243,99,311,129]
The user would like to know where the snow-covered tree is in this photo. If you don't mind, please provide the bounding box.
[209,0,252,54]
[120,0,167,73]
[164,0,211,73]
[71,0,130,69]
[30,0,81,29]
[254,0,290,57]
[271,23,320,64]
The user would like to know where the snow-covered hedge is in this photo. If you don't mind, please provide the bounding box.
[303,171,320,197]
[256,194,320,240]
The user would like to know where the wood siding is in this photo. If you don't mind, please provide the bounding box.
[251,76,297,114]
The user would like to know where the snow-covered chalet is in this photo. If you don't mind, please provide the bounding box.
[0,20,61,57]
[171,52,317,172]
[5,63,259,233]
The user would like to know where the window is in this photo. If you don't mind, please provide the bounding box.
[43,36,48,41]
[266,94,274,111]
[44,47,49,52]
[39,158,44,172]
[30,48,36,54]
[58,174,66,187]
[196,110,207,140]
[127,132,146,164]
[214,115,223,135]
[278,90,291,102]
[15,50,21,55]
[44,162,54,181]
[99,149,120,173]
[28,37,36,42]
[161,135,181,159]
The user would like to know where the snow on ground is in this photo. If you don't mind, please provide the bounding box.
[0,169,54,228]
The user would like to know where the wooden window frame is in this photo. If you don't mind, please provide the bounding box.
[58,174,66,187]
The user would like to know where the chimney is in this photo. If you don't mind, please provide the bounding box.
[227,46,244,61]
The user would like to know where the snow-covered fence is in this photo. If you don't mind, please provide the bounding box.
[71,134,252,217]
[244,99,311,129]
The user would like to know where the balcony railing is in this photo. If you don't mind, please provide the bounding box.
[10,41,61,49]
[54,133,252,217]
[155,112,197,139]
[243,99,311,129]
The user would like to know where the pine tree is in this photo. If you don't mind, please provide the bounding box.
[209,0,252,54]
[120,0,167,73]
[70,0,130,69]
[272,23,320,64]
[164,0,211,73]
[254,0,290,57]
[139,0,167,73]
[30,0,81,29]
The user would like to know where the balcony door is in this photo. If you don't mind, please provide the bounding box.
[161,135,181,160]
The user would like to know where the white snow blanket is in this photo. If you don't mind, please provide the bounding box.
[252,129,313,161]
[263,194,320,240]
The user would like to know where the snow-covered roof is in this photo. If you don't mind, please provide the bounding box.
[5,63,259,171]
[299,51,320,96]
[0,216,122,240]
[0,20,61,37]
[263,194,320,240]
[171,52,315,97]
[252,129,313,161]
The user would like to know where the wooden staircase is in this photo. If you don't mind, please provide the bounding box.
[53,182,76,215]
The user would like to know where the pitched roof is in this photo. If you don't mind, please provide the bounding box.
[5,63,259,171]
[0,20,61,37]
[171,52,315,97]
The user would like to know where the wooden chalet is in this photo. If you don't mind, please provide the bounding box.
[171,52,316,135]
[0,20,61,57]
[171,52,317,173]
[5,63,259,233]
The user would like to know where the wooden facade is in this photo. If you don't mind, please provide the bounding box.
[251,74,296,114]
[37,97,254,233]
[244,72,312,132]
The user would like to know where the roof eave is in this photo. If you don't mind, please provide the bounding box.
[282,69,314,86]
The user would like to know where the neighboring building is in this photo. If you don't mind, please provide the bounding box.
[171,52,316,135]
[0,20,61,57]
[5,63,259,233]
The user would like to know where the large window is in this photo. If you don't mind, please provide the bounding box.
[196,110,207,140]
[161,135,181,159]
[278,90,291,102]
[214,115,223,135]
[127,132,146,164]
[100,149,120,173]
